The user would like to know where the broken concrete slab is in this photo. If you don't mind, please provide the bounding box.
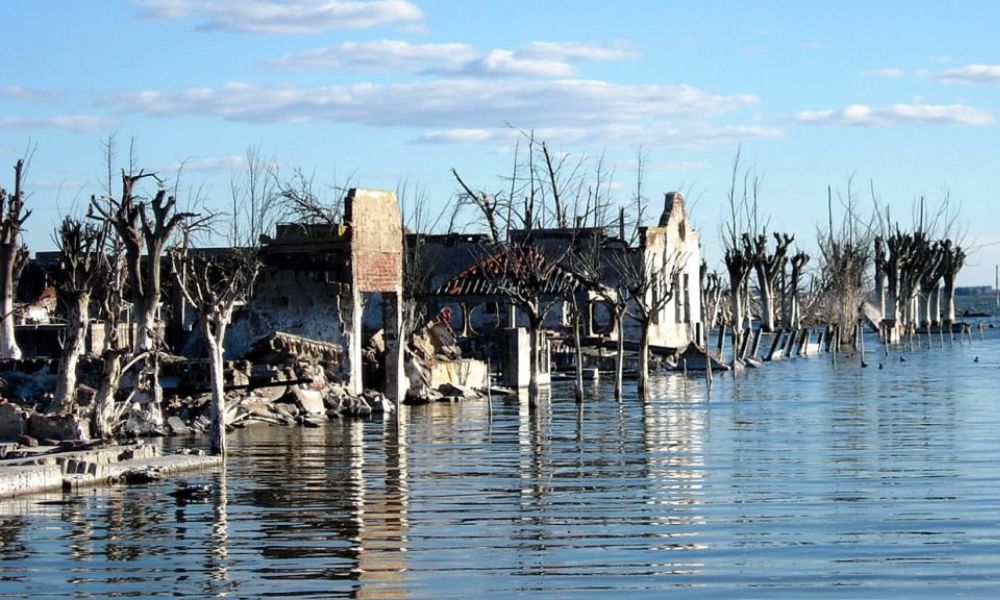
[291,386,326,415]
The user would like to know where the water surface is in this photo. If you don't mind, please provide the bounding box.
[2,325,999,598]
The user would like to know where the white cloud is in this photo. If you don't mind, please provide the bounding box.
[134,0,423,34]
[516,41,639,62]
[794,103,994,126]
[0,115,115,132]
[269,40,477,72]
[477,49,579,77]
[414,128,499,144]
[112,78,774,150]
[659,160,709,171]
[0,85,46,101]
[157,154,250,174]
[113,79,759,129]
[936,64,1000,84]
[269,39,638,77]
[863,68,907,78]
[598,123,785,149]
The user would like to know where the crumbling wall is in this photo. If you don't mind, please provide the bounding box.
[622,192,703,349]
[244,272,354,360]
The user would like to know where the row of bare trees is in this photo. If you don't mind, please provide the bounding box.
[711,155,968,352]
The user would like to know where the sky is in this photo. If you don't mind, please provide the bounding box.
[3,0,1000,286]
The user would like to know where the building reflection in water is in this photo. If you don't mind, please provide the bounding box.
[205,468,232,597]
[351,408,410,599]
[640,374,708,572]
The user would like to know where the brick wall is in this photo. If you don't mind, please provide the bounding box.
[345,188,403,293]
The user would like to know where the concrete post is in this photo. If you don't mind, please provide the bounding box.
[383,292,406,404]
[347,286,364,395]
[504,327,530,388]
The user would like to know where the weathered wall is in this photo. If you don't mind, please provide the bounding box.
[621,192,703,349]
[347,188,403,294]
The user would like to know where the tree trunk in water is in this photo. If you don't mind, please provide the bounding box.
[943,275,957,324]
[527,320,540,408]
[637,322,650,400]
[614,310,625,401]
[730,288,745,343]
[207,337,227,456]
[573,308,583,403]
[52,293,90,413]
[757,272,776,331]
[93,352,122,439]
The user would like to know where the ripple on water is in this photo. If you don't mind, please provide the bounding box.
[2,328,1000,598]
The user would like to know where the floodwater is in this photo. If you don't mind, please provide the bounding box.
[2,321,999,598]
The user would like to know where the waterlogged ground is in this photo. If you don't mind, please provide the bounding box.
[1,322,999,598]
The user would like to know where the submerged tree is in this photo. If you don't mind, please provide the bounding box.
[171,248,260,455]
[815,181,874,346]
[747,232,793,331]
[610,244,684,399]
[940,240,966,325]
[0,159,30,359]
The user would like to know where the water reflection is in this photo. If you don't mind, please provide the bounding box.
[354,412,410,599]
[1,330,999,598]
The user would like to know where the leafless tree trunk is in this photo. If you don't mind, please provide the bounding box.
[787,251,809,329]
[171,249,260,455]
[940,240,965,324]
[611,246,683,400]
[748,232,793,331]
[51,218,106,413]
[0,159,30,359]
[93,243,129,439]
[815,183,873,348]
[90,170,197,355]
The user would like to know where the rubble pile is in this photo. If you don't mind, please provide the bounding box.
[404,317,490,404]
[0,330,405,449]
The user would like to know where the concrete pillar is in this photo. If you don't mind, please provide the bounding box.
[347,286,364,395]
[504,328,530,388]
[383,292,406,404]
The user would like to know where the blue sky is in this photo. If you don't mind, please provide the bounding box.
[3,0,1000,285]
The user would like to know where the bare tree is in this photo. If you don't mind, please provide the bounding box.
[815,181,874,346]
[786,250,810,329]
[230,145,280,245]
[171,248,260,455]
[451,131,594,405]
[747,232,793,331]
[92,235,133,439]
[0,159,31,359]
[50,218,107,412]
[700,264,726,334]
[720,149,759,352]
[89,170,197,354]
[940,240,966,324]
[610,245,685,399]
